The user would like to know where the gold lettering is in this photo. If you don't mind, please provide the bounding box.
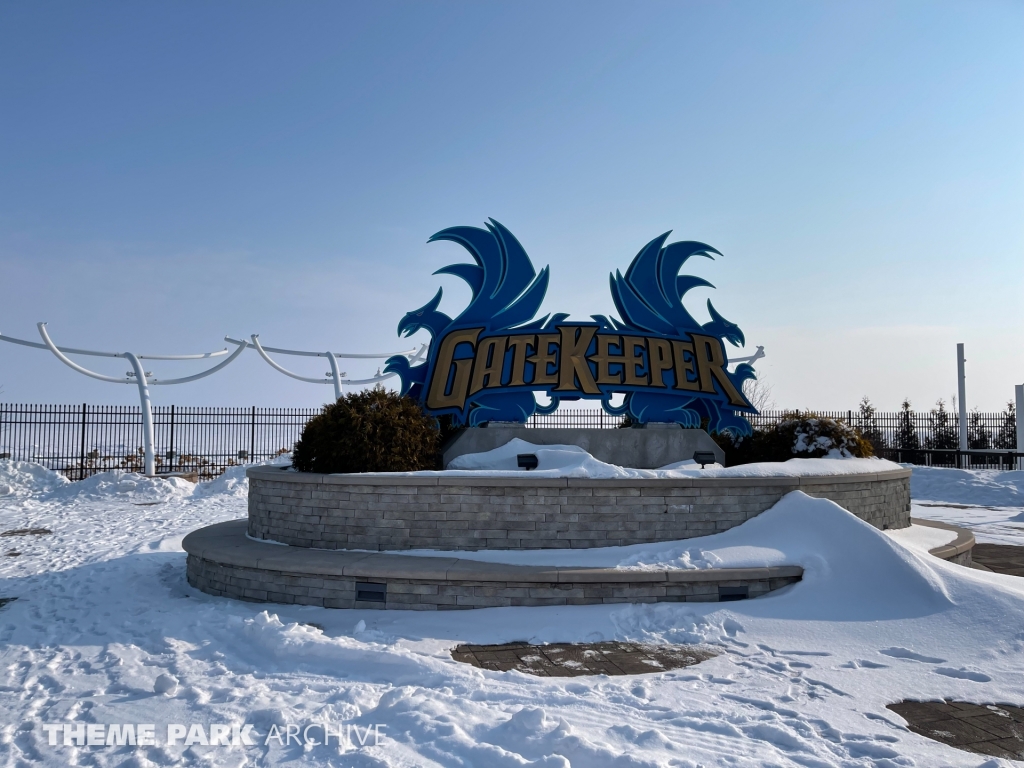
[469,335,508,395]
[671,340,700,391]
[528,333,560,386]
[590,334,624,385]
[622,336,649,387]
[691,333,750,407]
[648,337,673,388]
[506,335,533,387]
[425,328,482,410]
[555,326,600,394]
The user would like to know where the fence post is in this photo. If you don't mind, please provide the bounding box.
[78,402,87,481]
[250,406,256,463]
[169,404,175,471]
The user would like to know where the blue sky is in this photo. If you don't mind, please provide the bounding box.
[1,0,1022,411]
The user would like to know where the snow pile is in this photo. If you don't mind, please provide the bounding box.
[446,439,653,477]
[46,469,199,503]
[0,453,292,506]
[0,459,70,498]
[193,463,257,499]
[386,493,960,570]
[442,438,899,478]
[910,465,1024,507]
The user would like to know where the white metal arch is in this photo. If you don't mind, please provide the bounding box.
[224,335,427,401]
[0,324,249,476]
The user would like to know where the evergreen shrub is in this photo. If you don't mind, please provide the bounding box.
[713,413,873,466]
[292,386,440,473]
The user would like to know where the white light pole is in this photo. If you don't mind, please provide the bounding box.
[0,324,247,476]
[225,336,427,401]
[1016,384,1023,469]
[957,343,968,453]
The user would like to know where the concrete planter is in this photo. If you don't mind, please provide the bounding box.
[246,465,912,551]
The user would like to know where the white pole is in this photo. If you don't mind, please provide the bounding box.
[1016,384,1023,470]
[326,352,343,401]
[957,343,968,453]
[124,352,156,476]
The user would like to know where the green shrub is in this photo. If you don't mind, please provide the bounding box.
[292,386,440,473]
[713,413,873,466]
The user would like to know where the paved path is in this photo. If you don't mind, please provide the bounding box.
[972,544,1024,577]
[887,700,1024,760]
[451,641,716,677]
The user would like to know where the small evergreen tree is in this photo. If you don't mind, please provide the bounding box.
[995,400,1017,450]
[968,408,992,450]
[895,399,920,451]
[856,396,886,453]
[928,399,958,450]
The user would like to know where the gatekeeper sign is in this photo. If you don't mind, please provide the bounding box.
[386,220,757,434]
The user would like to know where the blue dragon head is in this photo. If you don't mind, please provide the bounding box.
[705,300,745,347]
[396,288,451,341]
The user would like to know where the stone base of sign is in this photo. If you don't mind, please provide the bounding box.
[184,520,803,610]
[442,426,725,469]
[246,465,912,551]
[183,517,974,611]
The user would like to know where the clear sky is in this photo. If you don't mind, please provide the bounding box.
[1,0,1022,413]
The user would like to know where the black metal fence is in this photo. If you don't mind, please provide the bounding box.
[747,409,1018,453]
[0,403,1018,480]
[525,410,624,429]
[0,404,316,481]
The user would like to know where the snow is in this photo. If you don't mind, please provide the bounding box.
[439,438,902,478]
[908,465,1024,545]
[1,458,1024,766]
[375,516,957,570]
[884,524,958,554]
[910,466,1024,508]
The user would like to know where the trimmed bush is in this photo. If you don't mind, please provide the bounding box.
[714,413,873,466]
[292,386,440,474]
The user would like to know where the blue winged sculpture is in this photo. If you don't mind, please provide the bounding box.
[604,232,755,435]
[386,219,554,425]
[388,221,756,434]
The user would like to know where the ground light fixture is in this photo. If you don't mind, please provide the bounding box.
[517,454,539,470]
[693,450,717,468]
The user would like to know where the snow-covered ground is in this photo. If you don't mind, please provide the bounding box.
[908,465,1024,546]
[1,458,1023,767]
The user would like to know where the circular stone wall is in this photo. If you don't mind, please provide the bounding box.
[246,465,912,551]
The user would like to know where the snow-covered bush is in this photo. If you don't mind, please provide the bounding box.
[292,386,440,474]
[784,415,872,458]
[714,413,873,466]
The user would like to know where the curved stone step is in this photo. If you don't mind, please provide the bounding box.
[184,520,804,610]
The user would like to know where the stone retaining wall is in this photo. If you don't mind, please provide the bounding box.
[247,466,912,551]
[187,556,801,610]
[184,521,804,610]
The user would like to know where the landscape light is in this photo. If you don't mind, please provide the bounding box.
[517,454,539,470]
[692,451,717,468]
